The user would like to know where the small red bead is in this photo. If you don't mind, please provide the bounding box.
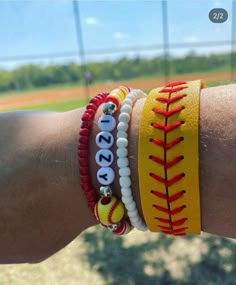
[90,97,100,106]
[88,201,97,211]
[81,121,92,129]
[96,94,106,101]
[79,128,89,136]
[78,150,89,158]
[86,103,97,111]
[78,143,88,150]
[79,166,89,175]
[82,113,92,121]
[87,190,98,201]
[86,108,95,116]
[78,158,89,167]
[81,175,90,183]
[81,183,92,192]
[79,136,89,144]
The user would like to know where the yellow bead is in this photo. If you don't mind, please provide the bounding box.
[94,196,125,226]
[119,85,130,97]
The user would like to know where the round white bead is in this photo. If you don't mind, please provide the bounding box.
[121,187,132,197]
[96,131,114,149]
[120,104,132,114]
[121,195,133,205]
[128,209,138,218]
[122,98,132,106]
[117,157,129,168]
[116,148,128,158]
[117,131,128,138]
[98,114,116,132]
[117,122,128,132]
[127,93,135,101]
[119,176,131,188]
[95,149,114,167]
[97,167,115,185]
[130,216,140,224]
[118,167,131,176]
[126,201,136,211]
[116,138,128,148]
[118,113,130,123]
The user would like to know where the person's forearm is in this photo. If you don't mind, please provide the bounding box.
[1,83,236,264]
[0,110,95,263]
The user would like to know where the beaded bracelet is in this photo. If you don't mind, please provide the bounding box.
[94,86,133,235]
[116,89,148,231]
[78,92,109,213]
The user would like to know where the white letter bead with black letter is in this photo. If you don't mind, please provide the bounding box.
[97,167,115,185]
[98,114,116,132]
[95,149,114,167]
[96,131,114,149]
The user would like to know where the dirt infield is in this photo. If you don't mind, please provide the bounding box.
[0,72,232,110]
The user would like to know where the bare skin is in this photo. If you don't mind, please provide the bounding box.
[0,83,236,264]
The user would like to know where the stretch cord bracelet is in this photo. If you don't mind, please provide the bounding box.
[94,86,133,235]
[78,92,109,213]
[138,80,206,235]
[116,88,148,231]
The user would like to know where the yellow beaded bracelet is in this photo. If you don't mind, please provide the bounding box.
[138,79,206,235]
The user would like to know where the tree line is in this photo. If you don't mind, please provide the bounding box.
[0,52,233,92]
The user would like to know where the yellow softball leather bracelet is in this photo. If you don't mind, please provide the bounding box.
[138,80,206,235]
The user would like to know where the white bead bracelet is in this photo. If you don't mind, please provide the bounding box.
[116,89,148,231]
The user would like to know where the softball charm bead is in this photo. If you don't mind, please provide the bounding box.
[94,196,125,226]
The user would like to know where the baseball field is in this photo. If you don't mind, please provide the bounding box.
[0,71,234,112]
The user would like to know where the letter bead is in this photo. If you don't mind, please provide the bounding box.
[96,131,114,148]
[95,149,114,167]
[97,167,115,185]
[98,114,116,132]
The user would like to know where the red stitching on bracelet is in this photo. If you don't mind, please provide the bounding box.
[150,80,188,236]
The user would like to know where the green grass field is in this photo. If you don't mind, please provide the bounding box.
[4,98,89,112]
[2,78,236,113]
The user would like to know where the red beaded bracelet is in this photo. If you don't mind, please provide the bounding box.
[78,92,109,213]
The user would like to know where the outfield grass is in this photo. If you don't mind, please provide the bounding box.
[3,78,236,113]
[0,67,233,99]
[2,98,89,112]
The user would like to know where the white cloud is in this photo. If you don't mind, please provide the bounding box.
[113,32,129,40]
[85,17,99,25]
[183,36,200,43]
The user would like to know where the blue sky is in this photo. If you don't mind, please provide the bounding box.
[0,0,233,69]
